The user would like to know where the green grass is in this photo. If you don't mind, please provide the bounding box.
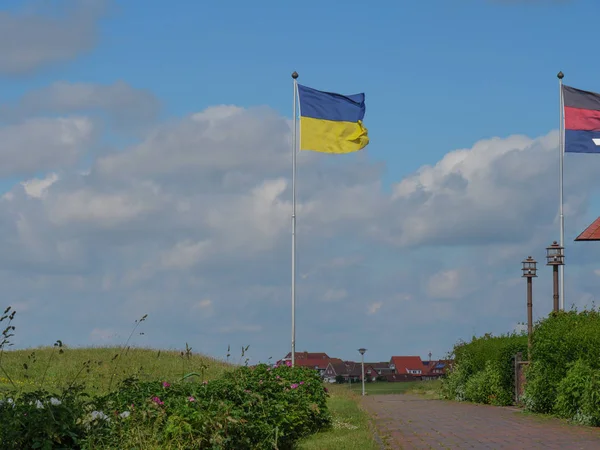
[347,379,442,396]
[0,346,231,395]
[298,384,379,450]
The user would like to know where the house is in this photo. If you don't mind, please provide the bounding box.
[279,352,341,377]
[366,362,395,378]
[283,351,330,360]
[323,360,362,383]
[390,356,425,377]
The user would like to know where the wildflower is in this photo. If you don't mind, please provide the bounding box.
[90,411,110,421]
[276,375,281,380]
[33,400,44,409]
[290,383,299,389]
[49,397,62,406]
[244,389,251,393]
[188,396,195,402]
[202,381,208,385]
[162,381,171,388]
[119,411,131,418]
[299,381,304,385]
[285,361,292,367]
[152,396,164,406]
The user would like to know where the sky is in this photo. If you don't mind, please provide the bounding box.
[2,0,600,365]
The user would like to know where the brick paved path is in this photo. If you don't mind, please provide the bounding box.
[362,394,600,449]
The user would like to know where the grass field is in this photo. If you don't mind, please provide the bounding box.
[347,379,442,397]
[1,346,381,449]
[298,384,379,450]
[0,346,231,395]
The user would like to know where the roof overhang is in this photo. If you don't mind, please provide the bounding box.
[575,217,600,241]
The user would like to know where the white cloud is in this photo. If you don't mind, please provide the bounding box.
[0,0,109,74]
[3,95,600,363]
[426,269,468,300]
[22,173,59,198]
[6,80,161,128]
[0,117,93,176]
[367,302,382,315]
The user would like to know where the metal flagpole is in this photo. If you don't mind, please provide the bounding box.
[558,71,565,311]
[291,71,299,367]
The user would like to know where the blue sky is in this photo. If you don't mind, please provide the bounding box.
[2,0,600,364]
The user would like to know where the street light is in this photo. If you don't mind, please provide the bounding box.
[546,241,564,313]
[358,348,367,396]
[522,256,537,359]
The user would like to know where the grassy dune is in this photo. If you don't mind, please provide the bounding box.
[0,346,231,395]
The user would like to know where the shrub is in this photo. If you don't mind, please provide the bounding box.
[440,332,527,406]
[524,308,600,415]
[0,364,331,449]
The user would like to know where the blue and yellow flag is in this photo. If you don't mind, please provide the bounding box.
[297,84,369,154]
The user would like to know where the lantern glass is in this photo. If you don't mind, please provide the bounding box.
[522,257,537,277]
[546,241,564,266]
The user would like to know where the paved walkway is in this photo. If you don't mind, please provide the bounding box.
[362,394,600,449]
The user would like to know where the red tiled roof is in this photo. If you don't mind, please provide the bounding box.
[390,356,424,375]
[575,217,600,241]
[294,357,342,370]
[283,352,330,360]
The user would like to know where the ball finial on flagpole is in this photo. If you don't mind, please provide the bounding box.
[292,71,299,79]
[557,71,564,79]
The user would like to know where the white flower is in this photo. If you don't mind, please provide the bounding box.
[30,400,44,409]
[49,397,62,406]
[119,411,130,418]
[90,410,110,422]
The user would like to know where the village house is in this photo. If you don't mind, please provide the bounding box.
[279,351,451,383]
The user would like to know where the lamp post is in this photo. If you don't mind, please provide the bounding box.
[521,256,537,358]
[546,241,565,313]
[358,348,367,396]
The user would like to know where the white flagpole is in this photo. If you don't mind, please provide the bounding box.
[291,71,299,367]
[558,71,565,311]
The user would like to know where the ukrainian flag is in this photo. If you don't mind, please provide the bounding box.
[297,84,369,154]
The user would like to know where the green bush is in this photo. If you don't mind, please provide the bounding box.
[552,359,600,426]
[524,308,600,415]
[0,363,331,449]
[440,332,527,406]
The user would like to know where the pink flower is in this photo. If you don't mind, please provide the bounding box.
[162,382,171,388]
[202,381,208,385]
[285,361,292,367]
[188,396,195,402]
[276,375,281,380]
[299,381,304,385]
[152,396,164,406]
[290,383,299,389]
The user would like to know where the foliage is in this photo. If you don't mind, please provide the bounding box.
[440,332,527,406]
[0,363,331,449]
[524,308,600,423]
[0,306,331,448]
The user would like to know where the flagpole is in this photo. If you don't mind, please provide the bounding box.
[291,71,299,367]
[558,70,565,311]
